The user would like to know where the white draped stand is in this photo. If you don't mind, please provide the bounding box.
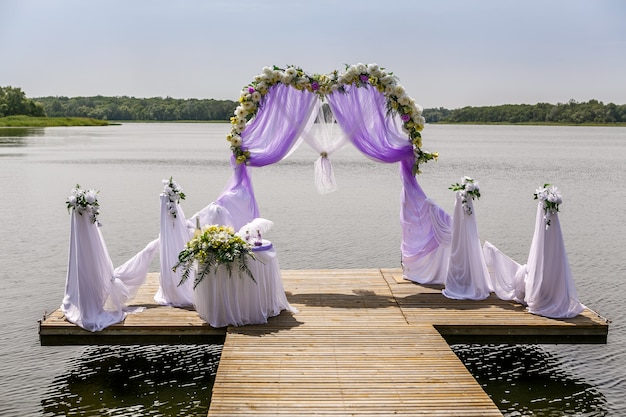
[154,194,194,307]
[442,193,492,300]
[193,243,297,328]
[61,210,158,332]
[484,203,584,318]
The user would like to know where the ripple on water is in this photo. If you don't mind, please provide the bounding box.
[40,345,222,416]
[452,344,610,416]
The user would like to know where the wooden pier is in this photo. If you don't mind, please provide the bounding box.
[39,268,609,416]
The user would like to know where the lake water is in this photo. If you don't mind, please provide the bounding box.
[0,123,624,416]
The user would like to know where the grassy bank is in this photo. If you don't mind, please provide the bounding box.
[0,115,110,127]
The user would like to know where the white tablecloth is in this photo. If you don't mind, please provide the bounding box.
[193,244,296,327]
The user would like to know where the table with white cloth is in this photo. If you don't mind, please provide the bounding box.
[193,241,295,328]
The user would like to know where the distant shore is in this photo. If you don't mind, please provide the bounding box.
[2,115,625,128]
[0,116,111,127]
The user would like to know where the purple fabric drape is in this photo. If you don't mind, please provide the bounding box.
[213,81,449,282]
[214,84,318,228]
[326,84,413,163]
[327,85,451,282]
[243,83,318,167]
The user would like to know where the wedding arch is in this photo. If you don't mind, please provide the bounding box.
[201,64,452,284]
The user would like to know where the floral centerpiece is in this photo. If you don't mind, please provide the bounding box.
[173,225,256,289]
[534,183,562,228]
[226,63,438,175]
[162,176,186,218]
[66,184,101,225]
[449,176,481,215]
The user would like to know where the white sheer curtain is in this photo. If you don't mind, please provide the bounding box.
[442,193,492,300]
[154,194,194,307]
[300,102,349,193]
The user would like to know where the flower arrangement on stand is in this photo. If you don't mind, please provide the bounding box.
[226,63,438,175]
[66,184,101,225]
[173,225,257,289]
[162,176,186,218]
[534,183,563,228]
[449,176,481,215]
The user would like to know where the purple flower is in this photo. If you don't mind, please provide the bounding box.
[311,81,319,91]
[360,74,369,83]
[401,114,411,122]
[248,87,255,94]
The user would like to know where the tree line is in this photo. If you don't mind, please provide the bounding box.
[422,99,626,124]
[0,86,46,117]
[33,95,237,121]
[2,85,625,125]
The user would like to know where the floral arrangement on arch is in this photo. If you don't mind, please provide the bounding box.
[534,183,562,228]
[449,176,481,215]
[173,225,256,289]
[226,63,438,175]
[66,184,101,225]
[162,176,186,218]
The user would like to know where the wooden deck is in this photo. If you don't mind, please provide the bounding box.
[39,268,609,416]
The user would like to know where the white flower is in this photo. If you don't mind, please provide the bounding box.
[85,190,97,204]
[534,183,563,228]
[66,185,101,225]
[368,63,381,77]
[285,67,298,78]
[162,177,186,218]
[231,136,242,147]
[235,106,246,118]
[449,177,481,215]
[398,95,411,106]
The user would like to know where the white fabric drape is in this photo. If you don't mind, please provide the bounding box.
[61,210,125,331]
[483,241,525,303]
[402,198,452,284]
[483,203,585,318]
[193,248,296,328]
[62,208,158,332]
[154,194,194,307]
[300,102,349,193]
[524,203,585,318]
[442,193,492,300]
[109,238,159,311]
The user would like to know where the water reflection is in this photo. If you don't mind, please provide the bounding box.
[40,345,222,417]
[452,344,608,416]
[0,127,44,145]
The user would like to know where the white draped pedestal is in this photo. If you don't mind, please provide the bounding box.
[442,193,492,300]
[193,242,296,328]
[154,194,194,307]
[483,203,585,319]
[524,203,585,318]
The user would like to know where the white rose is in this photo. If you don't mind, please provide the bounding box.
[398,95,410,106]
[67,195,77,206]
[85,190,97,204]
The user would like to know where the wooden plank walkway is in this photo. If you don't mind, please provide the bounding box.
[39,268,609,416]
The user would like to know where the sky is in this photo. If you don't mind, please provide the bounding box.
[1,0,625,109]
